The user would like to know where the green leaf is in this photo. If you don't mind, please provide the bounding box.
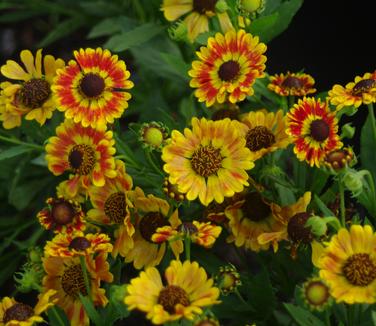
[87,16,137,39]
[37,16,85,47]
[179,96,197,124]
[361,116,376,185]
[0,145,33,161]
[104,23,164,52]
[249,0,303,43]
[159,52,190,80]
[79,294,103,326]
[284,303,325,326]
[47,306,70,326]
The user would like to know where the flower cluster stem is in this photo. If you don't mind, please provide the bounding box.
[80,256,92,298]
[367,103,376,141]
[338,175,346,227]
[184,236,191,261]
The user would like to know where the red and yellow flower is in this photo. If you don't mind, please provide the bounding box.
[37,197,85,234]
[45,119,117,192]
[152,220,222,249]
[42,254,112,325]
[124,191,183,269]
[52,48,133,129]
[286,97,342,167]
[161,0,233,42]
[315,225,376,304]
[124,260,220,324]
[87,160,134,258]
[0,290,56,326]
[189,30,267,107]
[239,109,291,161]
[268,72,316,97]
[328,71,376,111]
[0,49,64,128]
[162,117,254,206]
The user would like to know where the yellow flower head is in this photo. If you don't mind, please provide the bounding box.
[0,49,64,128]
[0,290,56,326]
[328,71,376,111]
[189,30,267,107]
[52,48,133,129]
[317,225,376,304]
[162,117,254,206]
[125,260,220,324]
[161,0,233,41]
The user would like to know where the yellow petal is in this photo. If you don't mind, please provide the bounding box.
[1,60,29,81]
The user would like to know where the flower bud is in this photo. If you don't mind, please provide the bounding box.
[215,0,229,13]
[168,21,188,42]
[139,121,169,151]
[305,215,327,237]
[342,169,364,197]
[341,123,355,139]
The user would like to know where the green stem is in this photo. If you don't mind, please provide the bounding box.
[80,256,92,298]
[0,135,44,151]
[347,304,355,326]
[49,306,66,326]
[338,175,346,227]
[288,95,296,109]
[115,154,139,169]
[145,150,164,177]
[324,310,331,326]
[184,236,191,261]
[281,96,288,113]
[234,288,248,306]
[367,103,376,141]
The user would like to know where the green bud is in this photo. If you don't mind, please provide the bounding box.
[14,263,44,293]
[109,284,128,305]
[215,0,229,12]
[28,247,43,263]
[341,123,355,139]
[168,21,188,42]
[305,215,327,237]
[139,121,169,151]
[342,169,364,197]
[239,0,265,16]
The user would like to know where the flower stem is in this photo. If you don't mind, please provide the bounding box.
[80,256,92,298]
[234,288,248,306]
[49,306,66,326]
[288,95,295,109]
[347,304,355,326]
[145,150,164,177]
[367,103,376,141]
[184,236,191,261]
[0,134,44,151]
[338,175,346,227]
[324,310,331,326]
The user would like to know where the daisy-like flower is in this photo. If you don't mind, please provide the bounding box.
[43,254,113,325]
[44,231,112,258]
[286,97,342,167]
[161,0,233,42]
[52,48,133,129]
[239,109,291,161]
[189,30,267,107]
[162,117,254,206]
[0,290,56,326]
[124,192,183,269]
[87,160,134,258]
[315,225,376,304]
[328,71,376,111]
[0,49,64,127]
[268,72,316,97]
[45,119,117,192]
[257,192,312,256]
[152,220,222,249]
[37,197,85,234]
[124,260,220,325]
[225,191,284,252]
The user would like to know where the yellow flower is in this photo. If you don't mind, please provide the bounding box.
[87,160,134,258]
[43,254,112,325]
[161,0,233,42]
[286,97,342,167]
[0,49,64,127]
[189,30,267,107]
[124,191,183,269]
[268,72,316,97]
[328,71,376,111]
[239,109,291,161]
[316,225,376,304]
[124,260,220,324]
[0,290,56,326]
[52,48,133,129]
[162,117,254,206]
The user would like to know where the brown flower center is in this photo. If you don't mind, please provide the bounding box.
[69,237,91,251]
[51,200,75,225]
[191,145,222,177]
[342,253,376,286]
[104,192,126,224]
[139,212,168,242]
[287,212,313,244]
[212,108,240,121]
[80,73,105,98]
[158,285,190,314]
[310,119,330,142]
[19,78,51,108]
[242,192,271,222]
[193,0,217,13]
[218,60,240,82]
[246,126,276,151]
[178,222,198,235]
[281,76,303,89]
[352,79,376,96]
[68,144,96,175]
[61,264,88,298]
[3,303,34,322]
